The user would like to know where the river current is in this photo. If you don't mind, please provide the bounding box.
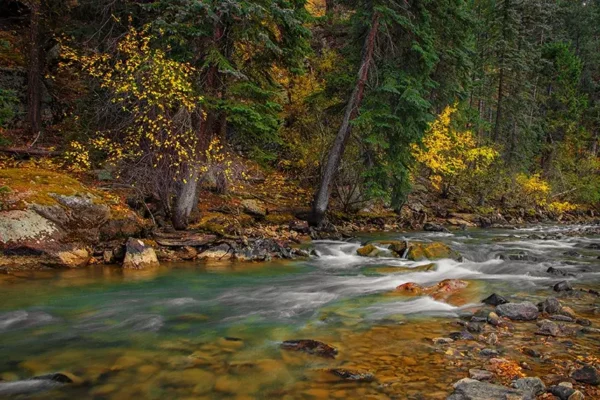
[0,225,599,399]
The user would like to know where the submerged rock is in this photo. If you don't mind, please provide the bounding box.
[547,267,577,278]
[538,297,562,314]
[468,369,493,381]
[447,378,529,400]
[328,368,375,382]
[0,373,74,396]
[512,377,545,396]
[554,281,573,292]
[495,302,539,321]
[424,222,450,233]
[482,293,509,306]
[122,238,159,269]
[548,385,576,400]
[535,319,561,337]
[570,365,600,386]
[280,340,338,359]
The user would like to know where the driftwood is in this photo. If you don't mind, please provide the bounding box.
[0,147,62,157]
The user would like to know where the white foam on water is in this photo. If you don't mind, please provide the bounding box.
[364,296,460,319]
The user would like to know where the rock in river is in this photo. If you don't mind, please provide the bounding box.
[553,280,573,292]
[512,377,546,396]
[280,339,338,358]
[122,238,159,269]
[495,302,539,321]
[328,368,375,382]
[537,297,562,314]
[482,293,509,306]
[570,365,600,386]
[447,378,529,400]
[406,241,462,262]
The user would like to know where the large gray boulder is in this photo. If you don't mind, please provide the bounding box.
[496,302,539,321]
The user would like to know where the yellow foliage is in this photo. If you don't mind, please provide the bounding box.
[547,201,577,214]
[61,25,202,178]
[412,105,498,191]
[515,173,550,206]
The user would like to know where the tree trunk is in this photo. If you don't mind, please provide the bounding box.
[171,17,224,230]
[27,0,42,135]
[309,12,380,226]
[172,169,200,230]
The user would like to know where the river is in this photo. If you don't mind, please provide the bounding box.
[1,225,599,399]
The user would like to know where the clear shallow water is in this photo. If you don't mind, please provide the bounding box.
[0,225,599,398]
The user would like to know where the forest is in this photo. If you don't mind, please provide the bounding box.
[2,2,600,400]
[0,0,598,230]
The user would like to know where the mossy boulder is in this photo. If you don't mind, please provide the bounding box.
[356,244,380,257]
[405,241,462,261]
[369,240,408,256]
[0,168,147,270]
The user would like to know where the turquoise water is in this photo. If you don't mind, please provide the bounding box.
[1,225,599,398]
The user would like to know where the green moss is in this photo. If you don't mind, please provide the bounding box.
[265,213,295,225]
[406,242,462,261]
[0,168,93,209]
[357,244,379,257]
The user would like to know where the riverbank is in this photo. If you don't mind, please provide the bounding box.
[1,166,599,272]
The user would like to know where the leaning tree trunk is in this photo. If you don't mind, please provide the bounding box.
[309,12,380,227]
[27,0,42,135]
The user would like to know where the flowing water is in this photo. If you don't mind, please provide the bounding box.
[1,225,599,399]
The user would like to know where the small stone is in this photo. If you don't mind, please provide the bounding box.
[582,327,600,334]
[241,199,266,217]
[549,385,576,400]
[328,368,375,382]
[570,365,600,385]
[576,318,591,326]
[487,333,498,345]
[496,302,539,321]
[449,331,475,341]
[280,340,337,358]
[469,369,493,381]
[432,337,454,345]
[482,293,509,306]
[538,297,562,314]
[522,347,541,358]
[536,319,561,337]
[554,281,573,292]
[122,238,159,269]
[466,322,484,333]
[479,348,499,357]
[512,377,545,396]
[568,390,585,400]
[551,315,575,322]
[560,306,576,318]
[488,312,502,326]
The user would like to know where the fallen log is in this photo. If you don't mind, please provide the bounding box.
[153,232,218,247]
[0,147,62,157]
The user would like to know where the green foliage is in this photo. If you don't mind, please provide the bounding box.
[0,88,18,128]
